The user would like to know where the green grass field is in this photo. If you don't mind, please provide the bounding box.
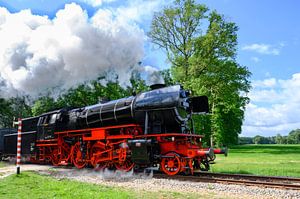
[0,172,216,199]
[211,144,300,177]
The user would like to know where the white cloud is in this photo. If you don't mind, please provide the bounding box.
[0,3,146,97]
[251,57,260,62]
[242,43,280,55]
[265,72,271,77]
[115,0,169,23]
[279,41,286,47]
[243,122,300,137]
[243,73,300,136]
[80,0,116,7]
[81,0,169,22]
[248,89,282,103]
[252,78,277,88]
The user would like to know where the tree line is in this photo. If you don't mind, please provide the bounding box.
[0,72,149,126]
[239,129,300,144]
[0,0,251,147]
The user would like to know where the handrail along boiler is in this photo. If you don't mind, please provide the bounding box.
[1,85,226,175]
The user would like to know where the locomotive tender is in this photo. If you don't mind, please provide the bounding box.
[0,84,226,175]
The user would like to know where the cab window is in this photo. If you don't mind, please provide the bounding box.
[49,114,57,124]
[38,117,45,125]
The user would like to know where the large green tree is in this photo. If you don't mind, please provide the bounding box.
[149,0,251,146]
[149,0,208,83]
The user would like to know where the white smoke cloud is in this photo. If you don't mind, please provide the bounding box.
[142,65,164,86]
[0,3,147,98]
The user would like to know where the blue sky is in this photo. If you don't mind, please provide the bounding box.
[203,0,300,80]
[0,0,299,137]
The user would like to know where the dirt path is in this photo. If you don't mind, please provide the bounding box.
[0,164,52,179]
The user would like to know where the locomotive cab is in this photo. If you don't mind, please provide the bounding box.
[135,85,209,135]
[37,109,65,140]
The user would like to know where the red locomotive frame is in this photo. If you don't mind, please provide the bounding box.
[30,124,225,175]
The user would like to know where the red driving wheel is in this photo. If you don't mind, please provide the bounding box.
[114,159,135,171]
[161,153,181,175]
[90,142,108,170]
[51,148,60,166]
[71,142,87,169]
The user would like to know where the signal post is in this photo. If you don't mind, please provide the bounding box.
[16,118,22,174]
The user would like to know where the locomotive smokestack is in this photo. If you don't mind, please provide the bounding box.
[150,84,166,90]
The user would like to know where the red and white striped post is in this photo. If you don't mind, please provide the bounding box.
[16,118,22,174]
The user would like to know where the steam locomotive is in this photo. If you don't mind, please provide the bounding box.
[0,84,226,175]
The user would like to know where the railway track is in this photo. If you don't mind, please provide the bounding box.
[153,172,300,190]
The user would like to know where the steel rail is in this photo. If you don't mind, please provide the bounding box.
[194,172,300,183]
[153,173,300,190]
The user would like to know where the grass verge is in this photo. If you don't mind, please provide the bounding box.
[0,172,217,199]
[211,144,300,177]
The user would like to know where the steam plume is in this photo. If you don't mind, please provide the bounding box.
[142,65,165,86]
[0,3,146,98]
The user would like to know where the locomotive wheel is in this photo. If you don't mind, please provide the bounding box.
[200,159,210,171]
[51,149,60,166]
[71,142,87,169]
[114,159,135,171]
[90,142,108,169]
[161,153,181,176]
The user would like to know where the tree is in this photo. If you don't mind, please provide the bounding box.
[186,11,250,146]
[0,97,32,127]
[287,129,300,144]
[159,69,175,86]
[57,84,97,108]
[238,137,254,145]
[275,134,283,144]
[31,72,148,117]
[149,0,208,83]
[126,71,148,96]
[32,96,58,116]
[149,0,251,146]
[253,135,271,144]
[0,98,13,128]
[0,70,145,122]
